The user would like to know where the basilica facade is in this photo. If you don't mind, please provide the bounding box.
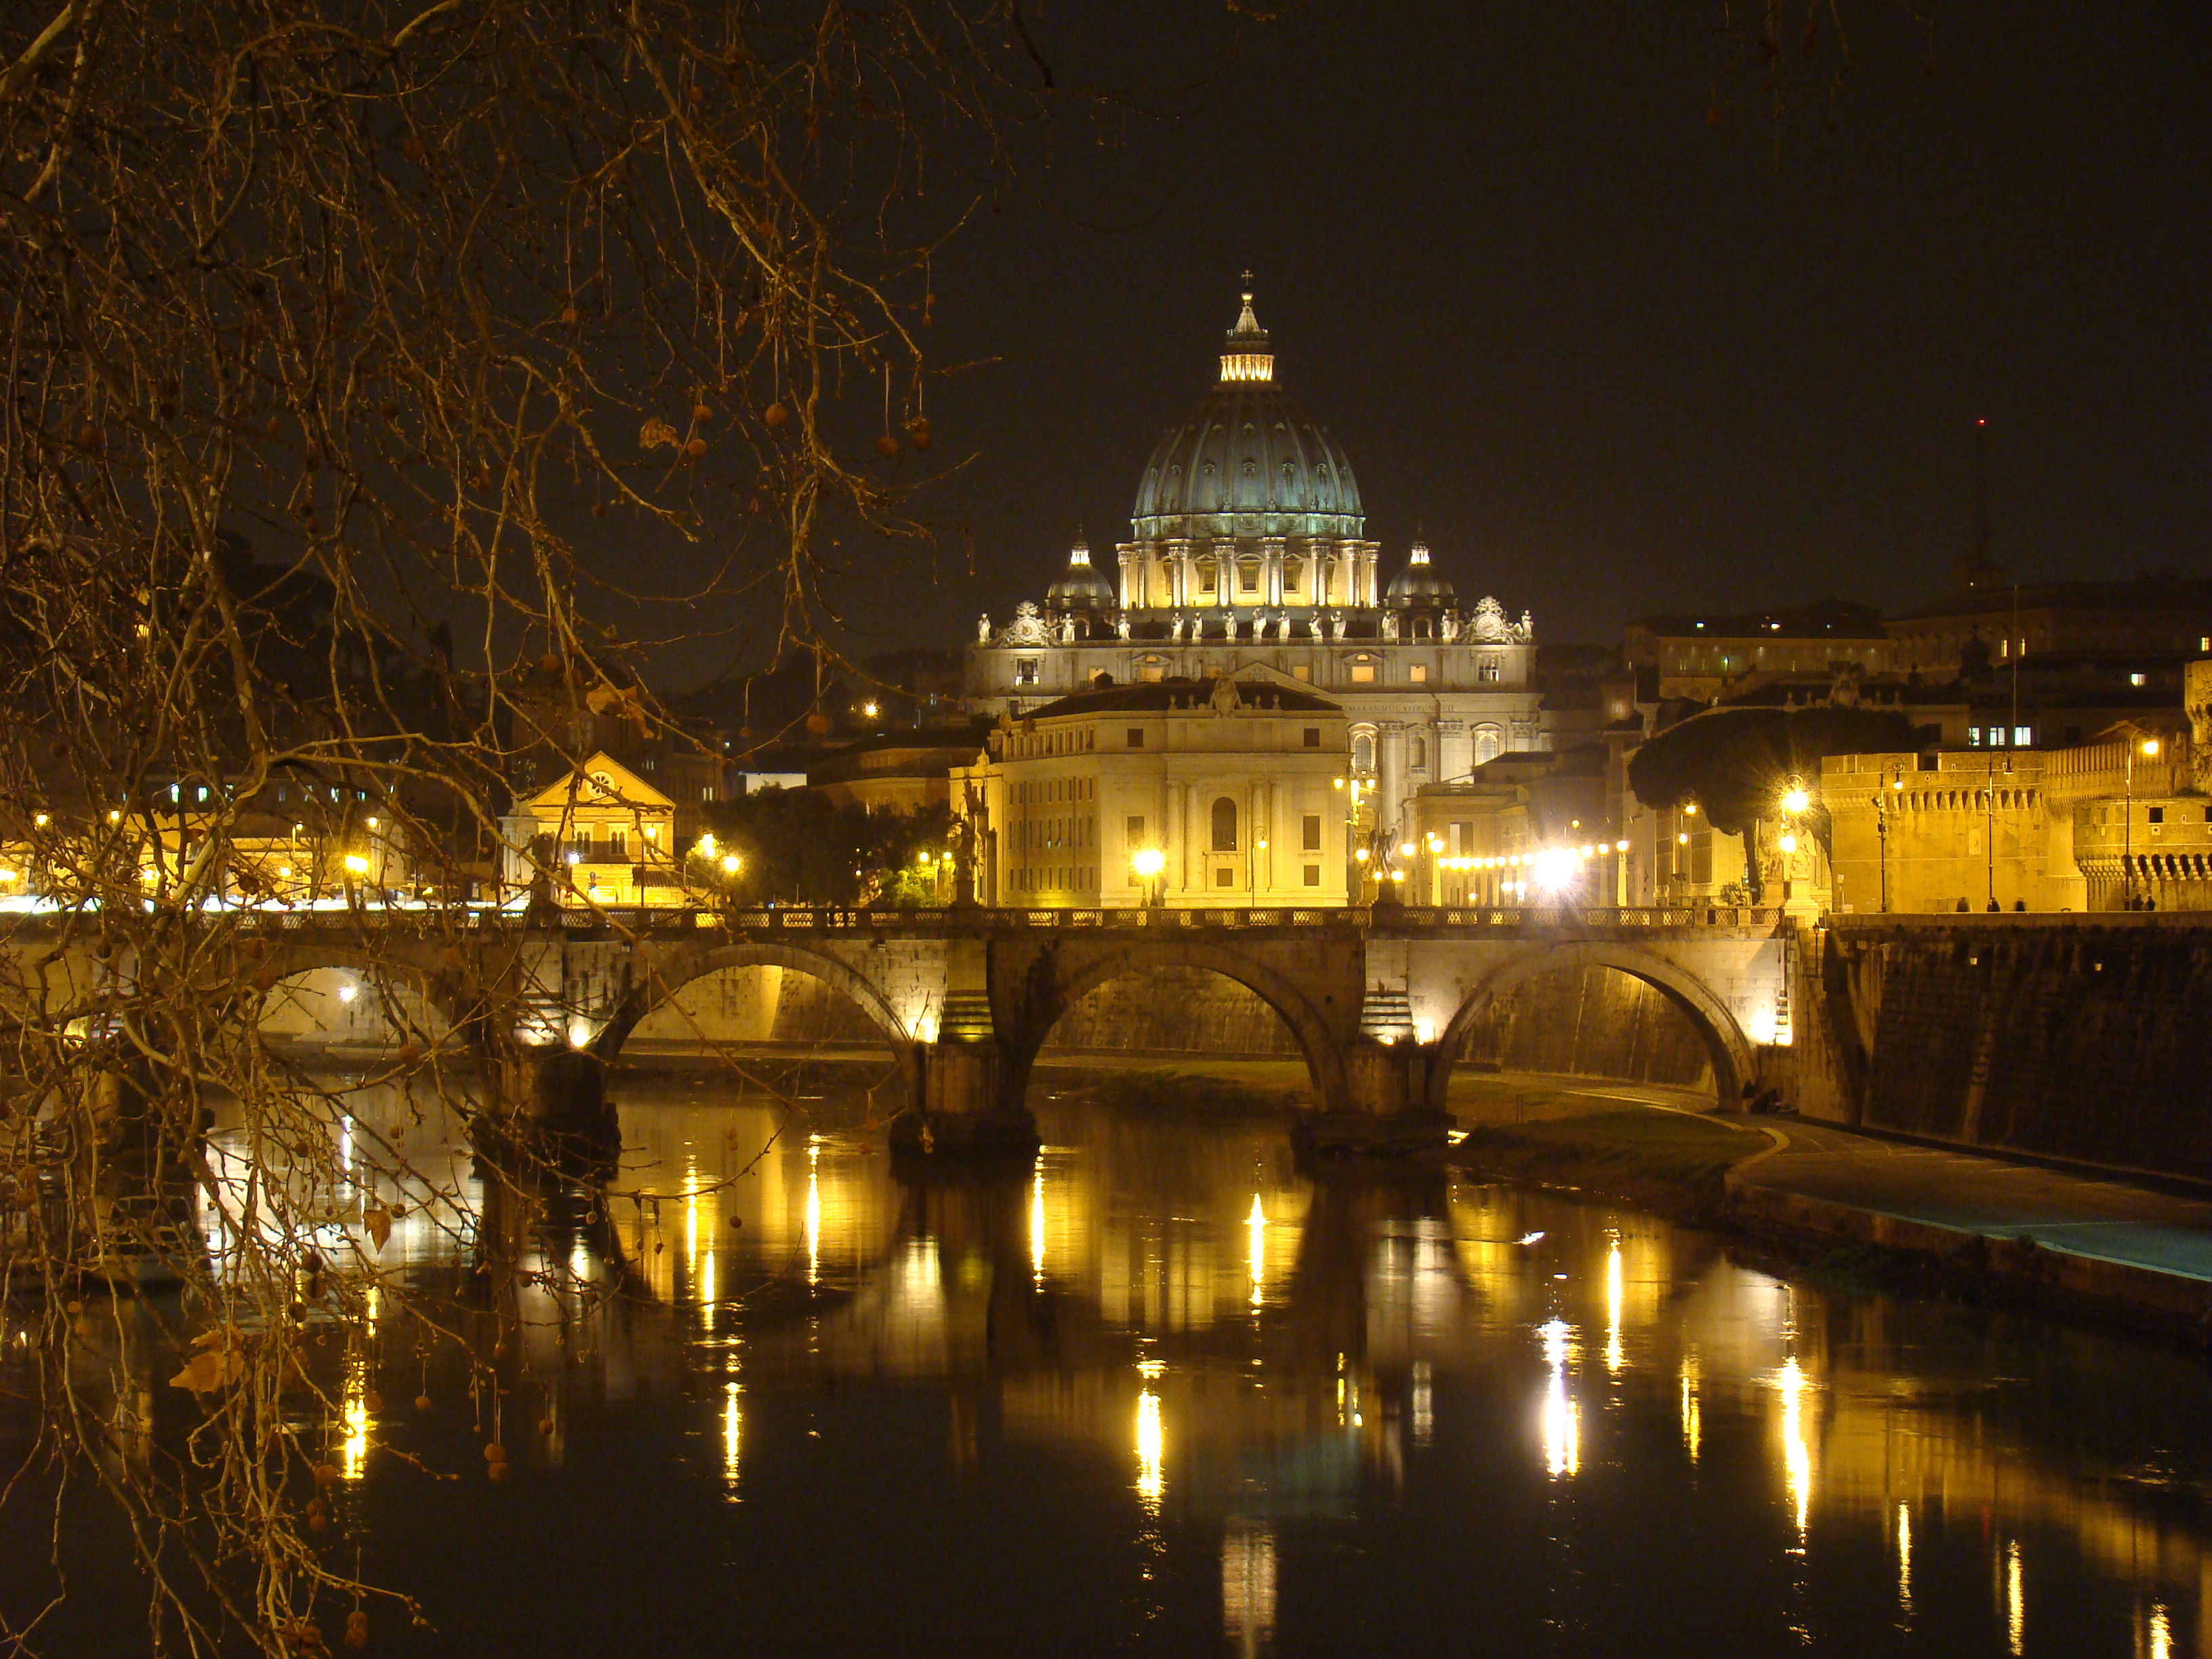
[966,289,1546,849]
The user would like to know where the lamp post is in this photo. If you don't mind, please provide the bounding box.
[2123,733,2161,909]
[1867,769,1903,913]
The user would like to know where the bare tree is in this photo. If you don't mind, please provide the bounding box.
[0,3,1048,1651]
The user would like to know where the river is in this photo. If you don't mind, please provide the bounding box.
[4,1071,2210,1656]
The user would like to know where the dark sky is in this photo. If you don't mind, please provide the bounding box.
[764,1,2212,670]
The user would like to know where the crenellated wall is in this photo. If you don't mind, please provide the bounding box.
[1818,917,2212,1179]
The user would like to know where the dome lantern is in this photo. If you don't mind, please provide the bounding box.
[1220,277,1273,384]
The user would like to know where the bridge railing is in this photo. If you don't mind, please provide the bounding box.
[642,903,1786,933]
[174,901,1785,937]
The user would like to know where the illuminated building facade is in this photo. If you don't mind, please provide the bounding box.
[501,751,695,907]
[967,287,1545,851]
[951,676,1351,907]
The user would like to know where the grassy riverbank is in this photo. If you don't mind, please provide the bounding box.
[1450,1105,1772,1220]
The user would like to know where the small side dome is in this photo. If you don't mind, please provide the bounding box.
[1046,539,1116,611]
[1385,542,1456,607]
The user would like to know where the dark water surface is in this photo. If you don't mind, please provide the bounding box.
[6,1075,2211,1657]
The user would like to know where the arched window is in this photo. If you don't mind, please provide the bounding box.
[1474,724,1502,765]
[1352,731,1376,774]
[1408,734,1427,769]
[1210,796,1239,852]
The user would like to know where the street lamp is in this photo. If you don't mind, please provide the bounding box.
[1130,844,1166,908]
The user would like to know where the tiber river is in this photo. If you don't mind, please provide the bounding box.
[5,1076,2212,1657]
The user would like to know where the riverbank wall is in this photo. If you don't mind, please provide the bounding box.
[1805,916,2212,1183]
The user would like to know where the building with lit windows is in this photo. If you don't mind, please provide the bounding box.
[966,287,1544,855]
[951,676,1351,907]
[500,752,697,907]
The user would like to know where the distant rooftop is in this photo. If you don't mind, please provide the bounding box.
[1630,600,1885,640]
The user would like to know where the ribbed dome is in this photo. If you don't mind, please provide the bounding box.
[1130,291,1364,542]
[1386,542,1456,606]
[1046,539,1115,611]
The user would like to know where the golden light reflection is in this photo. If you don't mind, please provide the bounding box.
[1246,1194,1266,1310]
[1134,1387,1165,1509]
[1031,1157,1046,1284]
[722,1379,743,1493]
[2146,1602,2172,1659]
[1540,1319,1579,1479]
[1412,1359,1433,1448]
[2005,1540,2024,1656]
[340,1357,371,1481]
[1777,1356,1811,1539]
[1680,1353,1700,1465]
[1896,1502,1912,1622]
[1604,1235,1624,1374]
[1221,1521,1276,1659]
[805,1146,821,1287]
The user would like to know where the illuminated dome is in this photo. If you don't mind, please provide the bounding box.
[1385,542,1456,606]
[1045,539,1115,611]
[1130,290,1364,542]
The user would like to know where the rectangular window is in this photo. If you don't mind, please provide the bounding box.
[1967,726,1982,747]
[1350,664,1376,684]
[1303,865,1321,887]
[1128,727,1145,748]
[1015,659,1040,687]
[1140,664,1164,683]
[2013,726,2032,746]
[1303,814,1322,851]
[1214,866,1235,887]
[2130,672,2148,687]
[1240,567,1258,592]
[1126,815,1145,846]
[699,785,718,801]
[1479,658,1501,682]
[608,830,627,859]
[1291,665,1311,682]
[1303,727,1321,748]
[2149,806,2166,825]
[1410,664,1428,684]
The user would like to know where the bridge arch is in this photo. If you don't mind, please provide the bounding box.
[252,942,464,1046]
[997,938,1350,1116]
[1425,942,1755,1114]
[598,941,925,1108]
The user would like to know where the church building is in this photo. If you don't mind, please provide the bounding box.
[966,287,1546,851]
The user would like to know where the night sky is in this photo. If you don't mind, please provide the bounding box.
[724,1,2212,674]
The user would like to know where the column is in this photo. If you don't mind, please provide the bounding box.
[1168,539,1191,608]
[1377,721,1408,844]
[1214,539,1236,610]
[1263,537,1285,606]
[1169,779,1191,895]
[1437,719,1469,785]
[1117,547,1134,609]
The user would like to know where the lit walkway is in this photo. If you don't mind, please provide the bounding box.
[1737,1118,2212,1284]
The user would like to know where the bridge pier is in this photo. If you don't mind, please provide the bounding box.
[890,978,1040,1162]
[1292,1040,1451,1160]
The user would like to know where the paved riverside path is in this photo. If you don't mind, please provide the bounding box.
[1735,1119,2212,1285]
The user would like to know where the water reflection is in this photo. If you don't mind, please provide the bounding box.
[11,1078,2212,1657]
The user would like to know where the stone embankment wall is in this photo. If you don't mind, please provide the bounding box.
[1819,918,2212,1179]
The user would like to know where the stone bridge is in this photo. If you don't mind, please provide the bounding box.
[2,903,1795,1156]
